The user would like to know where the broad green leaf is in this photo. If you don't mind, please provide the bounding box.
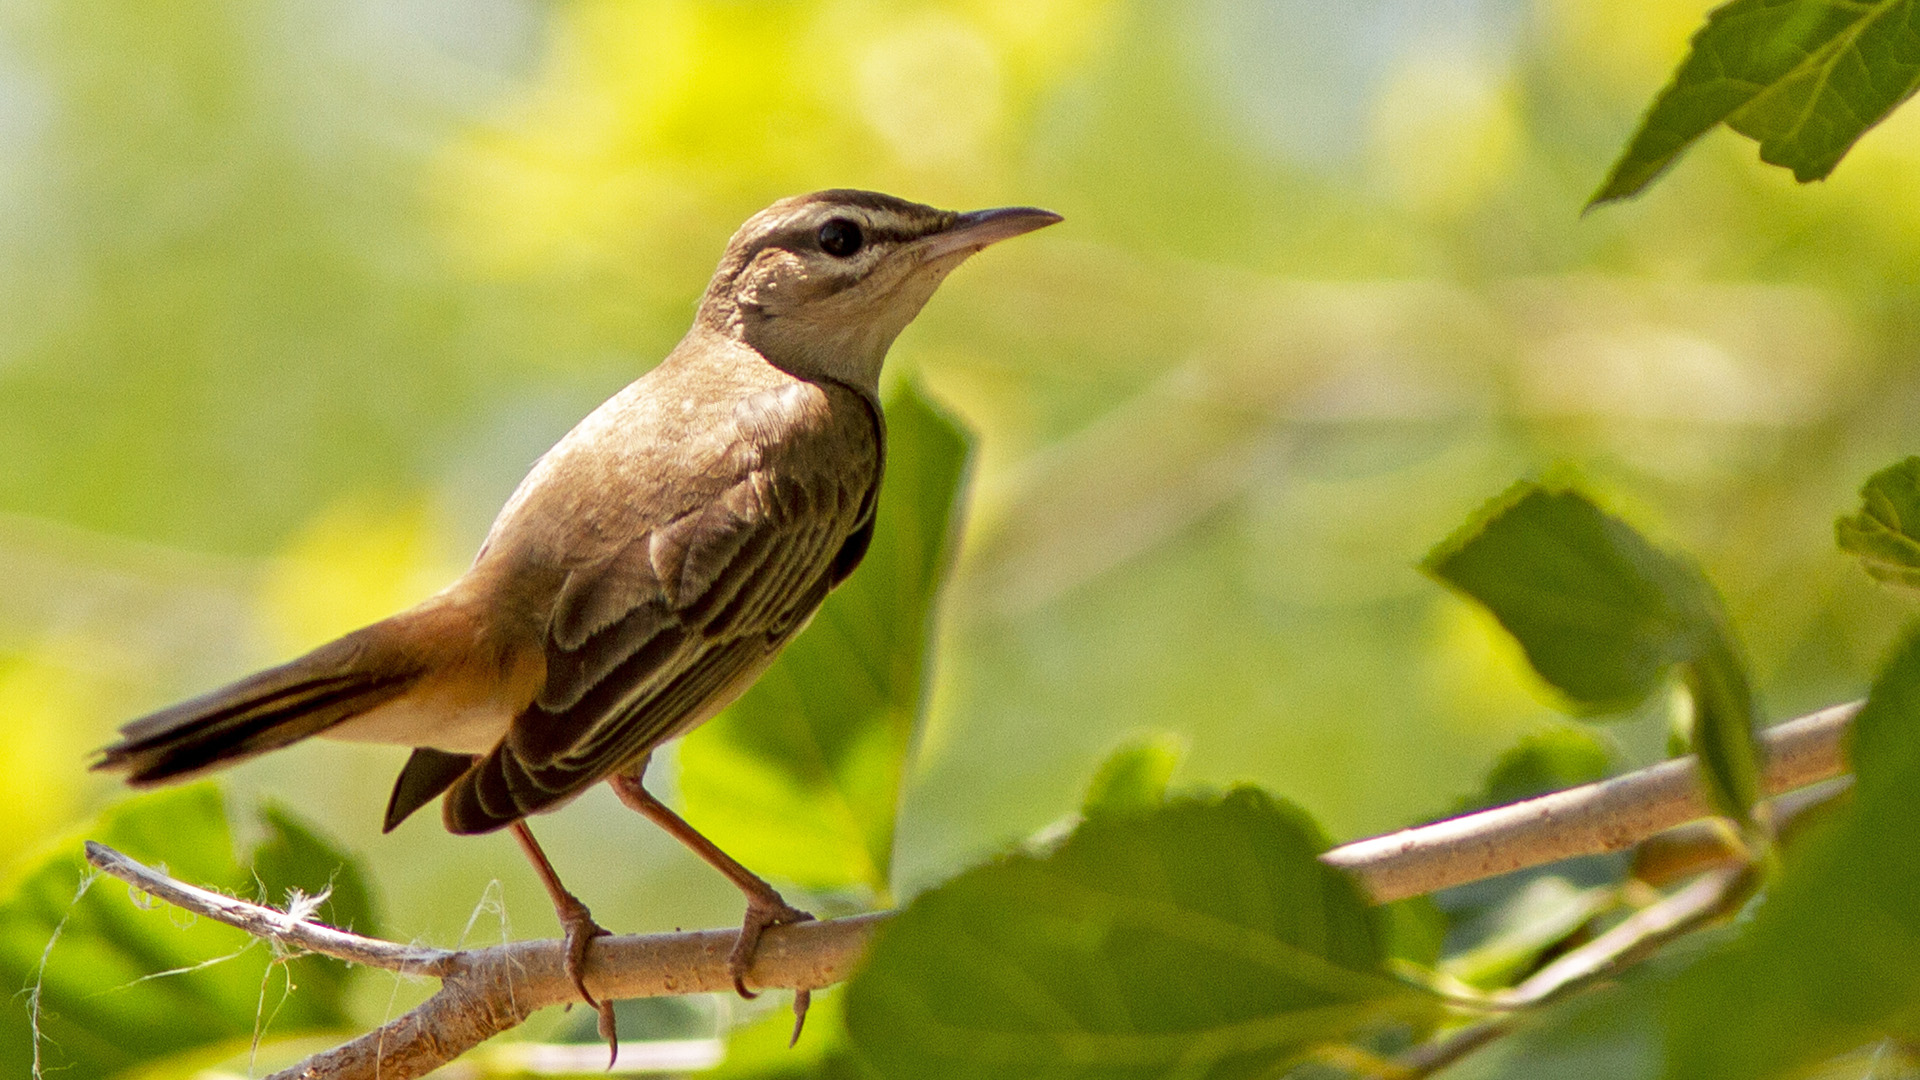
[0,785,375,1077]
[842,788,1440,1080]
[1592,0,1920,206]
[1659,626,1920,1079]
[1426,484,1761,821]
[1081,732,1185,817]
[1383,894,1448,970]
[1837,457,1920,593]
[677,382,972,896]
[1425,486,1696,710]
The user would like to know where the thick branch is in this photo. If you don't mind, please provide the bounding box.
[83,701,1858,1080]
[259,916,885,1080]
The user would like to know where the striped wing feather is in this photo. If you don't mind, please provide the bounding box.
[442,386,878,834]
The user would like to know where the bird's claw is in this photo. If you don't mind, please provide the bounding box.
[727,895,815,1041]
[727,895,813,998]
[789,987,813,1047]
[555,894,618,1066]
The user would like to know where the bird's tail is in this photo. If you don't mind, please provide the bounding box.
[94,621,425,785]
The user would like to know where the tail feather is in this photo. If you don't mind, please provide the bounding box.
[382,748,476,833]
[95,636,421,784]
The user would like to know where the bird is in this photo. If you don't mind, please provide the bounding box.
[92,189,1061,1052]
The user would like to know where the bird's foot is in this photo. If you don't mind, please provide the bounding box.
[728,895,815,1041]
[726,894,813,996]
[555,893,618,1065]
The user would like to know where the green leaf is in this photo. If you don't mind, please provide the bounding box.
[1592,0,1920,206]
[1680,631,1765,827]
[1425,485,1697,711]
[1659,625,1920,1079]
[1836,457,1920,593]
[1425,484,1762,822]
[843,788,1440,1080]
[0,785,374,1077]
[1382,895,1448,970]
[1081,733,1186,817]
[677,382,972,896]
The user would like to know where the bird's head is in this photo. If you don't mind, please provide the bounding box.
[695,190,1060,390]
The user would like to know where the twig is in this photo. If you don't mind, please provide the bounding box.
[81,701,1858,1079]
[1397,864,1755,1077]
[1630,775,1851,887]
[1497,864,1754,1009]
[1326,701,1856,902]
[83,843,458,976]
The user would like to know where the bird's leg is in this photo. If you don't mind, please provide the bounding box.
[509,820,617,1060]
[608,770,814,1037]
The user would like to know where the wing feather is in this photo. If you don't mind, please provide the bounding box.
[442,378,881,833]
[446,634,770,833]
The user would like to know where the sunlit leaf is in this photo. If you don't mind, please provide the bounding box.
[1081,732,1185,817]
[1425,484,1761,822]
[843,788,1440,1080]
[0,785,374,1077]
[677,382,972,896]
[1836,457,1920,593]
[1425,486,1694,710]
[1591,0,1920,205]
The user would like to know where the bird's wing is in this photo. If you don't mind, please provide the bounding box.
[442,379,880,833]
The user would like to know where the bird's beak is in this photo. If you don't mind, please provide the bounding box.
[920,206,1063,262]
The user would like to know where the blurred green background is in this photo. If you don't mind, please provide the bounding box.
[4,0,1918,1061]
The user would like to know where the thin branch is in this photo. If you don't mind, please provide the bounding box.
[1397,864,1755,1077]
[1326,701,1856,902]
[1497,864,1755,1009]
[83,842,458,976]
[1630,775,1851,887]
[82,701,1859,1080]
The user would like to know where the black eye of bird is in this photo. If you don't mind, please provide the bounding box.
[817,218,864,258]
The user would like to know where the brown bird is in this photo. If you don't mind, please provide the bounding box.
[93,189,1060,1048]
